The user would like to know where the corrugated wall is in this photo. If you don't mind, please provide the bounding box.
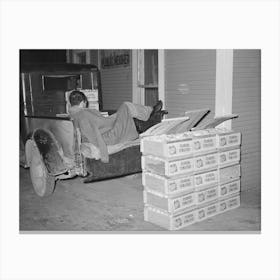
[164,49,216,125]
[100,50,133,110]
[232,49,261,192]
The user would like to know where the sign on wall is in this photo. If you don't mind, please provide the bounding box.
[101,49,130,69]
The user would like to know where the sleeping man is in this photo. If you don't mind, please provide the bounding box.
[68,90,166,163]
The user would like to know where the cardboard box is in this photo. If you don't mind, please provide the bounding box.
[219,179,241,198]
[144,205,197,230]
[219,164,241,184]
[195,186,219,206]
[143,190,196,214]
[142,172,194,196]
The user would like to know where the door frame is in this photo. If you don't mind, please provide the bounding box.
[132,49,165,107]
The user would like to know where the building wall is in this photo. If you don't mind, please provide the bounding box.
[232,49,261,192]
[100,60,133,110]
[164,49,216,126]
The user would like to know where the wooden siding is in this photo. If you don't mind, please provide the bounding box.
[164,50,216,126]
[100,51,133,110]
[232,49,261,192]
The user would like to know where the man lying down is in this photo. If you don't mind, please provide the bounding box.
[68,90,167,163]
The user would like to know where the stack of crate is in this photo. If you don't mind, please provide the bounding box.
[141,128,241,230]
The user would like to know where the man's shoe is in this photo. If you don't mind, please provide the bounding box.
[150,100,163,117]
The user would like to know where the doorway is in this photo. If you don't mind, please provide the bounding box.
[133,49,164,107]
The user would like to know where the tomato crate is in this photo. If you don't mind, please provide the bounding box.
[140,133,193,159]
[193,169,218,190]
[195,186,219,206]
[219,164,241,184]
[142,172,194,196]
[219,194,240,214]
[141,155,194,177]
[196,200,220,222]
[144,205,197,230]
[219,179,240,198]
[143,190,196,214]
[140,131,217,159]
[219,148,240,167]
[217,131,241,150]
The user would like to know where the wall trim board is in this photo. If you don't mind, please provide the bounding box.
[215,49,234,129]
[158,49,165,109]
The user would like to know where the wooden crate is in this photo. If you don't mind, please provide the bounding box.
[219,195,240,214]
[219,148,240,167]
[143,190,196,214]
[142,172,194,196]
[144,205,197,230]
[195,186,219,206]
[141,133,193,159]
[140,131,217,159]
[141,155,194,177]
[218,179,241,198]
[219,164,241,184]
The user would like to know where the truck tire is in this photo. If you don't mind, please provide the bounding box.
[29,141,55,197]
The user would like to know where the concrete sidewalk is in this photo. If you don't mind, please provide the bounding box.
[19,167,261,232]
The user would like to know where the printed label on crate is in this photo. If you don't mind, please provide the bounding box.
[166,140,192,158]
[219,149,240,166]
[194,170,218,188]
[197,202,219,222]
[172,210,197,230]
[194,153,218,171]
[168,158,194,176]
[171,192,195,212]
[219,180,240,197]
[168,176,194,194]
[218,133,241,149]
[196,187,218,205]
[219,195,240,213]
[192,136,216,153]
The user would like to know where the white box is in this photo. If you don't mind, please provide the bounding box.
[142,172,194,196]
[194,169,218,190]
[196,201,220,222]
[219,149,240,167]
[219,164,241,184]
[219,195,241,214]
[141,155,194,177]
[218,132,241,150]
[195,186,219,206]
[219,179,241,198]
[143,190,196,214]
[144,205,197,230]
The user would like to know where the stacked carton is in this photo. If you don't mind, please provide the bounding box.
[141,128,241,230]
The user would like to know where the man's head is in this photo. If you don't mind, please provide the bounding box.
[69,90,88,108]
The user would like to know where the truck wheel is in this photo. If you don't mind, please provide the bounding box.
[30,142,55,197]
